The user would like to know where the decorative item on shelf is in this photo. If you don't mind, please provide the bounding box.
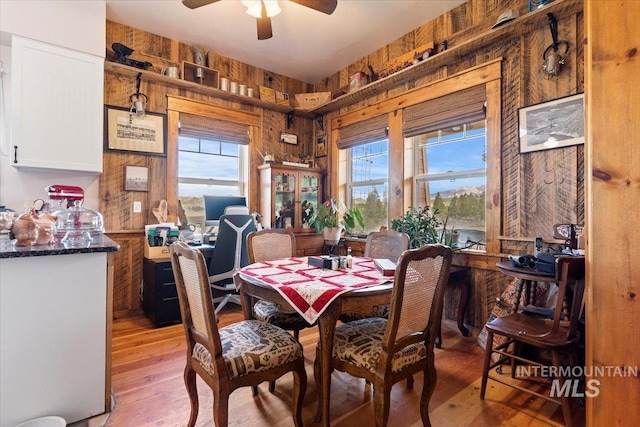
[275,90,290,107]
[528,0,554,12]
[349,71,369,93]
[380,41,435,78]
[259,86,276,103]
[256,148,275,164]
[191,45,207,79]
[541,13,569,79]
[111,42,153,70]
[161,66,180,78]
[293,92,331,110]
[181,61,220,88]
[491,9,521,30]
[310,198,364,254]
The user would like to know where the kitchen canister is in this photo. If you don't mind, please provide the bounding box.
[239,84,247,96]
[247,88,254,98]
[230,81,239,94]
[220,77,229,91]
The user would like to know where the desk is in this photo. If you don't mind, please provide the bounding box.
[234,257,393,427]
[142,244,214,327]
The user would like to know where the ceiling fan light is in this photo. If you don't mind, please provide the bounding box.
[242,0,281,18]
[263,1,281,17]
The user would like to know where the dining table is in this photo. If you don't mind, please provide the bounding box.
[234,256,394,426]
[233,255,470,426]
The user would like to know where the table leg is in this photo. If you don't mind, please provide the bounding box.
[457,279,471,337]
[315,303,340,427]
[235,275,254,320]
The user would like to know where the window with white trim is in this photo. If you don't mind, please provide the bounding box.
[177,113,249,227]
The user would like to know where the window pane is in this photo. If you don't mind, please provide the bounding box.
[413,120,486,249]
[351,184,388,234]
[178,134,244,228]
[178,151,239,180]
[351,140,388,182]
[220,141,239,157]
[180,136,200,152]
[200,139,220,154]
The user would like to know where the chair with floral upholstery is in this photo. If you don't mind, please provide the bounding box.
[315,244,452,427]
[169,242,306,427]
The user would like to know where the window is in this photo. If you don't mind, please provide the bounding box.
[347,139,389,233]
[177,114,249,227]
[412,119,486,249]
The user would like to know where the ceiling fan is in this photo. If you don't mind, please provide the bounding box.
[182,0,338,40]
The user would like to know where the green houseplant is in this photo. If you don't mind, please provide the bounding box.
[311,198,364,235]
[390,206,441,249]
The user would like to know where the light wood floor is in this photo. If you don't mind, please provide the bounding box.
[107,308,585,426]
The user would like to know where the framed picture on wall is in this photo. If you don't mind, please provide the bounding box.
[518,93,584,153]
[124,165,149,191]
[104,105,167,156]
[315,135,327,158]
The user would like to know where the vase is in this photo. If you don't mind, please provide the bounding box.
[323,226,343,243]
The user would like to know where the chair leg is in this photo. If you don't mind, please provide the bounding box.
[269,380,276,393]
[551,350,573,427]
[252,385,259,396]
[420,361,438,427]
[373,381,391,427]
[184,366,199,427]
[292,357,307,427]
[212,387,229,427]
[480,331,495,400]
[407,375,414,390]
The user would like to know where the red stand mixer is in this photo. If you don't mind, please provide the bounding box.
[45,185,85,208]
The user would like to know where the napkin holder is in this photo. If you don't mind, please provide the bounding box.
[308,255,337,269]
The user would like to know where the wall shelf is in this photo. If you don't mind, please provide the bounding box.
[104,61,316,117]
[104,0,580,119]
[302,0,582,116]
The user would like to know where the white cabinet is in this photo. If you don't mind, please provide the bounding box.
[0,252,109,426]
[11,35,103,173]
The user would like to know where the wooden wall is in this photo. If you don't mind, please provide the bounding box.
[103,0,585,324]
[103,21,316,317]
[313,0,584,327]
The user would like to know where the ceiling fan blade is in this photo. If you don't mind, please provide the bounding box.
[182,0,220,10]
[291,0,338,15]
[257,16,273,40]
[256,1,273,40]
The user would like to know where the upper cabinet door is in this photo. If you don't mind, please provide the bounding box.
[11,36,103,173]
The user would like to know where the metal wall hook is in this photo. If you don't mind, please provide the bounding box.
[543,13,569,59]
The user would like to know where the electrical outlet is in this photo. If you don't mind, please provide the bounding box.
[133,201,142,213]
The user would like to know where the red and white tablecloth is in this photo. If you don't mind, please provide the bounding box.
[238,257,391,324]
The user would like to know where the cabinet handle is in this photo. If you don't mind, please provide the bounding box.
[13,145,17,164]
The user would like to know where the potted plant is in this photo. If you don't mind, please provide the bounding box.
[311,198,364,239]
[390,206,441,249]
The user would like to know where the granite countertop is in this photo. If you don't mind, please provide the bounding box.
[0,233,120,259]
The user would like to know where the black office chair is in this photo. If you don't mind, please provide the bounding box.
[208,212,256,314]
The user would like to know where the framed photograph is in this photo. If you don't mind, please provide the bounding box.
[315,135,327,158]
[124,165,149,191]
[518,93,584,153]
[105,105,166,156]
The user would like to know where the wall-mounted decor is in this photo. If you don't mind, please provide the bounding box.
[518,93,584,153]
[315,135,327,158]
[124,165,149,191]
[105,105,166,156]
[280,132,298,145]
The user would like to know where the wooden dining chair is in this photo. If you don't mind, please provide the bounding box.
[247,229,314,394]
[169,242,307,427]
[480,256,586,427]
[247,229,313,341]
[340,230,410,323]
[316,244,453,427]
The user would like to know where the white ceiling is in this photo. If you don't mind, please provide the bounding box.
[105,0,466,84]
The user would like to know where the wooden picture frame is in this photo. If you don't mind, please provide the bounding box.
[518,93,584,153]
[105,105,167,156]
[315,135,327,158]
[124,165,149,191]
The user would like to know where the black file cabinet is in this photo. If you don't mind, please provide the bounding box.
[142,246,213,327]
